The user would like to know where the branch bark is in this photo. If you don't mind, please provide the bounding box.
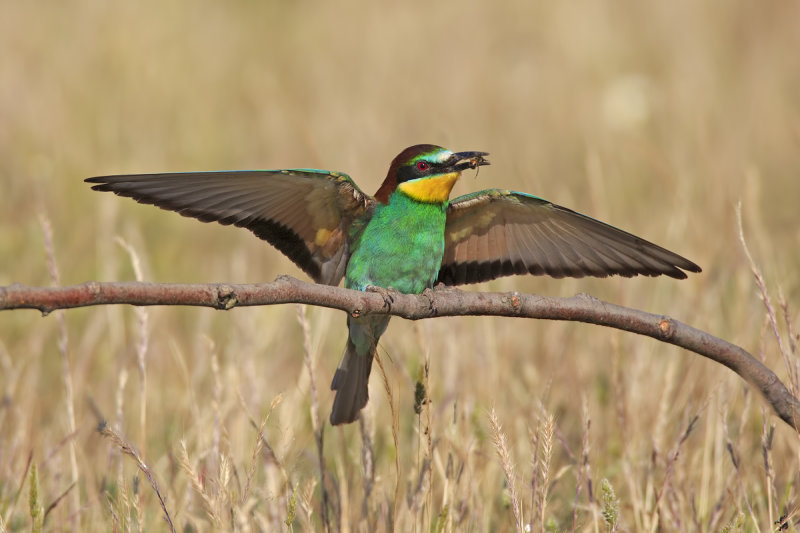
[3,276,798,432]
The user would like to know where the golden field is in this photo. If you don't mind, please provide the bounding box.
[1,1,799,530]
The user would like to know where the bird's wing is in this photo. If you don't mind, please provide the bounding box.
[439,189,701,285]
[86,170,373,285]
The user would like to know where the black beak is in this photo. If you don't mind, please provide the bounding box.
[451,151,490,172]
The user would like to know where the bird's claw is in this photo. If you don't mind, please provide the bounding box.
[422,287,437,315]
[366,285,396,310]
[426,284,460,315]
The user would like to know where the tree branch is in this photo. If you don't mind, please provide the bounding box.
[3,276,798,432]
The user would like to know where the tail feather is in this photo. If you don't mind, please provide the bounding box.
[329,336,374,425]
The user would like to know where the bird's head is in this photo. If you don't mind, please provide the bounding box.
[374,144,490,204]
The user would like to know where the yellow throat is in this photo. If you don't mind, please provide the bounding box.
[397,172,459,203]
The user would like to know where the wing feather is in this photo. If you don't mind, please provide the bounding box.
[86,170,373,285]
[439,189,700,285]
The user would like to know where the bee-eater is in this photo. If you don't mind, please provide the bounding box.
[86,144,700,425]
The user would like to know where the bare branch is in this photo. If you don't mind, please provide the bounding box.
[2,276,798,432]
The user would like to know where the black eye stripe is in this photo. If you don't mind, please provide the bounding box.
[395,154,454,184]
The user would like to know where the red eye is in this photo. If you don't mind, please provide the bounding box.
[416,161,429,171]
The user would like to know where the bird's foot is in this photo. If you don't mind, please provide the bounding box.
[366,285,397,310]
[422,287,438,315]
[425,284,460,315]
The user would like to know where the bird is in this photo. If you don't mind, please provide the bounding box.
[86,144,701,425]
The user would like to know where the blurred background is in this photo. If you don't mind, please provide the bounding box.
[1,0,798,530]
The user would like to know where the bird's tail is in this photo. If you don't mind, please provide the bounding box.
[329,316,389,425]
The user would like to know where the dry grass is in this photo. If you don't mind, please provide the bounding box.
[1,0,799,530]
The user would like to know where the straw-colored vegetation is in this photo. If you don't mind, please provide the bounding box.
[1,1,798,530]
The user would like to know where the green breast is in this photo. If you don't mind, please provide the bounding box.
[345,191,447,294]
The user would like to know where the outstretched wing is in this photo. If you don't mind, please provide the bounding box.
[86,170,373,285]
[439,189,701,285]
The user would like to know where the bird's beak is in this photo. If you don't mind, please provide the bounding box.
[451,151,490,172]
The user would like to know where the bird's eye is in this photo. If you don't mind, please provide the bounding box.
[416,161,429,171]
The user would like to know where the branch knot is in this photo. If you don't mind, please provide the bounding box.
[501,292,522,313]
[216,285,238,310]
[658,317,676,340]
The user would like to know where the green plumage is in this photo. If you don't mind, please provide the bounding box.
[346,191,447,293]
